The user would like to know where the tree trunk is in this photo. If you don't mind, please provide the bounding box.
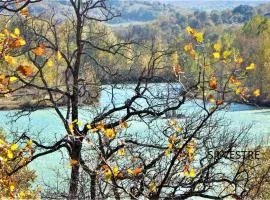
[90,173,96,200]
[69,163,80,199]
[68,141,82,199]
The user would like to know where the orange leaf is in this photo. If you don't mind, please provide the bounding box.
[20,7,29,16]
[168,135,177,144]
[17,65,32,77]
[10,38,26,48]
[119,120,128,128]
[190,49,197,59]
[208,77,217,90]
[235,57,243,65]
[0,75,9,86]
[173,64,183,76]
[69,159,79,166]
[132,167,142,175]
[33,45,45,56]
[216,100,223,106]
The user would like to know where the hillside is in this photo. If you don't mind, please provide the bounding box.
[28,0,270,25]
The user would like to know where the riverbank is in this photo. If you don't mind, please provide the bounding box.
[0,83,269,111]
[0,96,99,111]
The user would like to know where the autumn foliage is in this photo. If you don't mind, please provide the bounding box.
[0,130,39,199]
[0,1,267,199]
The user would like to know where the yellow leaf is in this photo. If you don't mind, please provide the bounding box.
[176,127,183,133]
[18,38,26,46]
[102,166,112,181]
[0,33,6,39]
[104,173,112,181]
[9,184,15,191]
[235,87,242,95]
[86,124,92,129]
[213,52,220,59]
[149,182,156,192]
[10,143,18,151]
[57,51,63,60]
[127,169,133,174]
[69,123,74,133]
[194,32,203,43]
[117,148,125,156]
[4,55,15,64]
[27,139,33,148]
[165,148,171,156]
[223,51,231,59]
[19,191,25,198]
[14,28,20,36]
[187,147,195,155]
[234,80,242,87]
[113,166,119,176]
[184,43,193,52]
[9,76,18,82]
[7,150,13,159]
[76,120,83,126]
[246,63,256,70]
[189,168,196,177]
[213,42,221,52]
[10,33,17,39]
[0,138,7,145]
[185,26,194,34]
[104,128,116,139]
[184,168,196,177]
[46,58,53,67]
[253,89,260,97]
[167,143,173,149]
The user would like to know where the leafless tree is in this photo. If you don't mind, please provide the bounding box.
[1,1,269,199]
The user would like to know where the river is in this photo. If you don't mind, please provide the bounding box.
[0,84,269,193]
